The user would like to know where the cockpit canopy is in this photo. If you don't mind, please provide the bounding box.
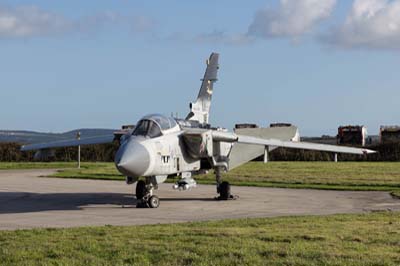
[132,114,177,138]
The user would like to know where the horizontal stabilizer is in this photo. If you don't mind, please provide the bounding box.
[229,127,300,170]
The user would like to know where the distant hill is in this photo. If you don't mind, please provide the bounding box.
[0,129,117,144]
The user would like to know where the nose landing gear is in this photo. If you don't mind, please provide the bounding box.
[135,180,147,201]
[135,180,160,208]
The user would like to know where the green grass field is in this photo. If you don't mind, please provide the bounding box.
[1,212,399,266]
[40,161,400,192]
[2,161,400,192]
[1,163,399,265]
[0,162,78,170]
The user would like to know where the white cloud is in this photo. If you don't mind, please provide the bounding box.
[194,30,254,45]
[248,0,337,38]
[0,5,70,38]
[166,30,254,46]
[0,5,155,39]
[321,0,400,49]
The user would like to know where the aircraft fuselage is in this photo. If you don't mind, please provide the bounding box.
[115,116,203,181]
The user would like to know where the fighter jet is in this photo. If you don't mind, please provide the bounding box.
[22,53,375,208]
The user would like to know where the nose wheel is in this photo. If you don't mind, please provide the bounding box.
[135,180,160,208]
[148,195,160,208]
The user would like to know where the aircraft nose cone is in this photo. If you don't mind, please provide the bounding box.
[115,140,150,177]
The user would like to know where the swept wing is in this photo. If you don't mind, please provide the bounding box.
[21,135,116,151]
[181,130,376,155]
[237,135,375,155]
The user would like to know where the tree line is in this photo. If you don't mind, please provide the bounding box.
[0,141,400,162]
[0,142,119,162]
[268,142,400,162]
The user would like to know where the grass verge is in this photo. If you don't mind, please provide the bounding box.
[0,162,77,170]
[46,161,400,192]
[2,161,400,194]
[1,212,399,266]
[391,190,400,199]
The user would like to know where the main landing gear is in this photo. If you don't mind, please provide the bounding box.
[134,170,238,207]
[215,168,237,201]
[135,180,160,208]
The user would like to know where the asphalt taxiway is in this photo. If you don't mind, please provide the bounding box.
[1,169,399,230]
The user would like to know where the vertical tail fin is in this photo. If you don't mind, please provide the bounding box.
[186,52,219,124]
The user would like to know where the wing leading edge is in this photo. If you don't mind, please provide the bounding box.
[237,135,376,155]
[21,135,116,151]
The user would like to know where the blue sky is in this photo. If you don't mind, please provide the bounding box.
[1,0,399,136]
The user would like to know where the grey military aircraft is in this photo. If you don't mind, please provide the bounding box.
[22,53,375,208]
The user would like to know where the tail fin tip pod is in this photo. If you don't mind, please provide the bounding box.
[186,52,220,124]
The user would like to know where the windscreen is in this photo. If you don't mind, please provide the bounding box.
[132,120,162,138]
[142,114,177,130]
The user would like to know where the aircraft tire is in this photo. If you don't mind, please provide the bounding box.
[136,180,147,200]
[148,195,160,208]
[219,181,231,200]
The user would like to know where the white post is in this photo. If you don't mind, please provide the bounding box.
[77,131,81,169]
[264,146,269,163]
[334,153,338,163]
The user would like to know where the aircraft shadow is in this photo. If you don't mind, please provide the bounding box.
[161,198,216,202]
[0,192,216,214]
[0,192,136,214]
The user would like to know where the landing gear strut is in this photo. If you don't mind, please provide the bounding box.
[135,180,147,200]
[135,179,160,208]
